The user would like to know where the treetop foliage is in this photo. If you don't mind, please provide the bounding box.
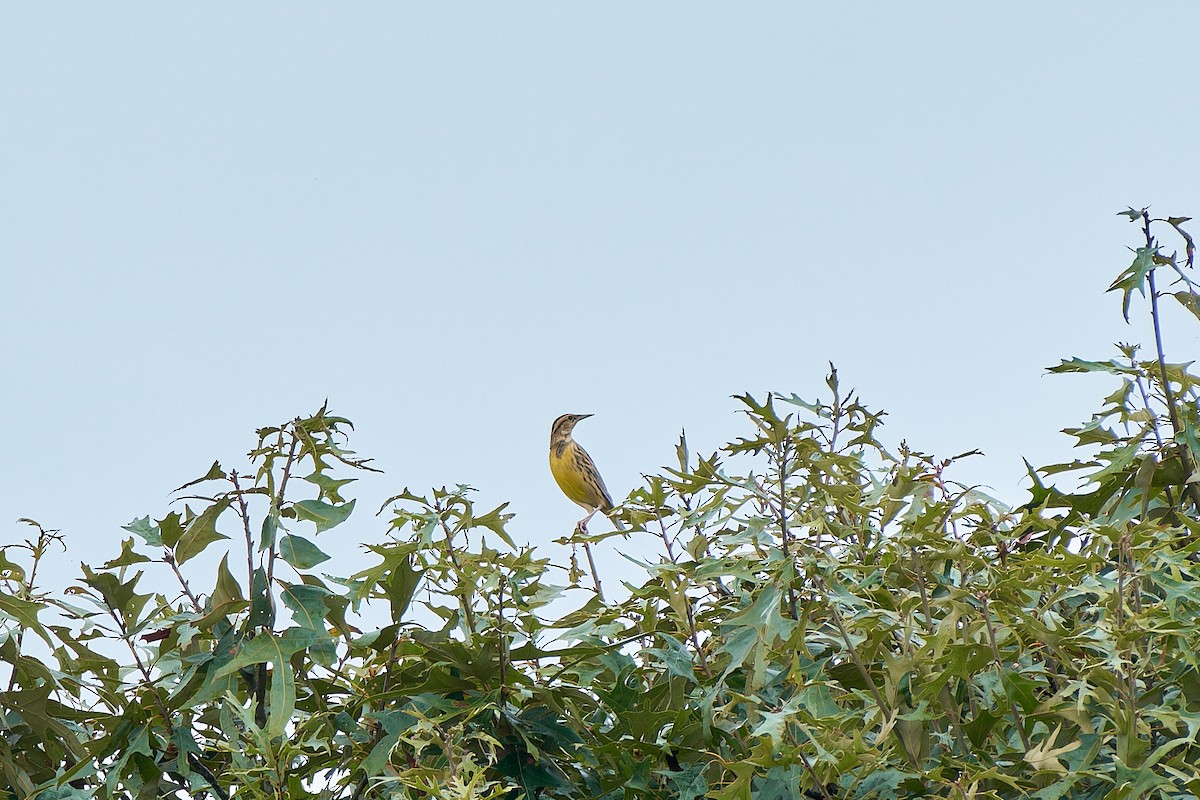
[5,209,1200,799]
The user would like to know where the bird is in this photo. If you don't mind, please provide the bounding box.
[549,413,617,533]
[550,412,624,598]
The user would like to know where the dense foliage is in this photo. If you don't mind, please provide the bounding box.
[6,209,1200,799]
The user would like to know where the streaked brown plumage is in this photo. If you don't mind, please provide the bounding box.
[548,413,614,530]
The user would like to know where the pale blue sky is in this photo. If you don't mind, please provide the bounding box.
[3,5,1198,589]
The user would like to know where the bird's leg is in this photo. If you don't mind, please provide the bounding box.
[576,507,598,533]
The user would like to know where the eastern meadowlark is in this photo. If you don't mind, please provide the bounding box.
[549,413,616,532]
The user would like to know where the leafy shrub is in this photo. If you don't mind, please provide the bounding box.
[4,209,1200,799]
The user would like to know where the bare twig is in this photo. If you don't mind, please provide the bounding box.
[230,471,256,606]
[777,436,799,620]
[580,536,605,601]
[1141,210,1200,512]
[980,593,1032,753]
[164,550,204,614]
[821,579,920,769]
[785,721,835,800]
[1115,533,1141,742]
[1131,360,1178,513]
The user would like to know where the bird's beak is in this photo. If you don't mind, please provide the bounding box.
[578,414,594,420]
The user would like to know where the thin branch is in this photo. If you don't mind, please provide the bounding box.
[276,431,302,513]
[778,437,799,620]
[230,471,256,608]
[267,431,301,601]
[164,550,204,614]
[579,535,605,601]
[1115,533,1141,744]
[821,579,920,769]
[980,593,1032,753]
[498,573,508,708]
[436,508,480,636]
[1142,211,1200,511]
[1131,363,1177,512]
[785,722,835,800]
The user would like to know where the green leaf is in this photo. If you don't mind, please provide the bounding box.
[211,628,323,737]
[0,550,24,583]
[709,761,753,800]
[187,627,245,708]
[0,594,53,646]
[1174,291,1200,323]
[315,580,359,639]
[210,554,245,614]
[668,763,708,800]
[250,566,274,629]
[1046,357,1136,376]
[303,471,357,504]
[157,511,185,549]
[1134,452,1157,517]
[750,696,801,747]
[121,516,162,547]
[174,460,226,492]
[101,538,151,569]
[79,565,150,625]
[675,430,690,472]
[716,626,758,679]
[174,500,230,565]
[470,502,516,547]
[856,768,912,800]
[644,633,697,683]
[260,512,279,551]
[964,708,1002,748]
[293,498,355,533]
[382,555,422,624]
[362,730,403,776]
[1107,246,1156,322]
[278,535,331,570]
[280,583,332,630]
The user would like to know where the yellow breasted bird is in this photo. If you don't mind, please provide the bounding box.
[550,412,626,597]
[549,413,616,532]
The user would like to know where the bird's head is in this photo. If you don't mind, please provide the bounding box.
[551,413,592,441]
